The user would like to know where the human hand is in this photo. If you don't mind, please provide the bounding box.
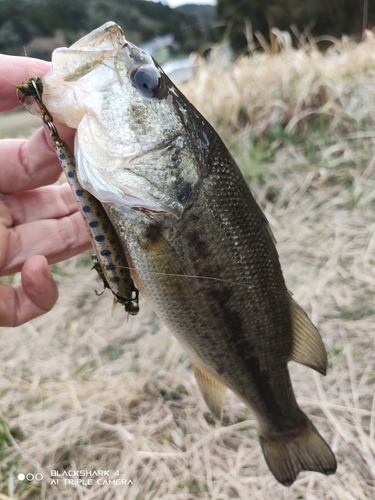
[0,54,91,327]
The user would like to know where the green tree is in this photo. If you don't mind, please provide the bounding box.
[217,0,375,53]
[0,0,216,58]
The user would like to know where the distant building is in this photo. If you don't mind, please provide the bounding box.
[162,55,199,83]
[25,30,67,60]
[139,34,178,64]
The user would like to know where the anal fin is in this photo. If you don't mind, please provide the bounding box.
[191,358,227,420]
[288,296,327,375]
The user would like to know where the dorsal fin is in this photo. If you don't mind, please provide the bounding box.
[191,358,227,420]
[288,295,327,375]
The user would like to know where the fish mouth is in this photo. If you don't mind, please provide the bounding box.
[46,22,127,84]
[54,22,155,84]
[69,22,125,52]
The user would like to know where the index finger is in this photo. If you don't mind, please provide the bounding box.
[0,54,51,112]
[0,127,74,193]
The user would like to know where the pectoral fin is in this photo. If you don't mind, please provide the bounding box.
[137,225,192,303]
[288,296,327,375]
[191,358,227,420]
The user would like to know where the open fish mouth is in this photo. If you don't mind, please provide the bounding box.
[51,22,127,82]
[36,22,191,218]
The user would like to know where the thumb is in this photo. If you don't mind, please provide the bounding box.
[0,255,58,327]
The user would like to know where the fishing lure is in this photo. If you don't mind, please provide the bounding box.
[17,77,139,315]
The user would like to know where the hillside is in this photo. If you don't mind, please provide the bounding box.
[0,0,217,59]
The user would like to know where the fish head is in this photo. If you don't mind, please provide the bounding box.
[39,22,204,216]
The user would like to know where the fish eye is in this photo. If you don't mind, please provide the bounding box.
[130,65,162,97]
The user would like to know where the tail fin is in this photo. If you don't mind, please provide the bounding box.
[259,419,337,486]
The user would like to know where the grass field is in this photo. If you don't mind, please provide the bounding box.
[0,30,375,499]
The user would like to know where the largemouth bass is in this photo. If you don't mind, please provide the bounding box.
[25,22,336,485]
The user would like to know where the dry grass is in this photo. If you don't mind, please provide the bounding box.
[1,30,375,499]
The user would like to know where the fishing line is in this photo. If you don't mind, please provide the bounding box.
[115,265,251,288]
[96,264,291,300]
[107,263,283,292]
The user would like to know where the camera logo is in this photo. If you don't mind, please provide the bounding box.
[17,473,43,481]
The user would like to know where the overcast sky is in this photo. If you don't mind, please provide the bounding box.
[152,0,217,8]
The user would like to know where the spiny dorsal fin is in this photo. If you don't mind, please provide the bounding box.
[288,295,327,375]
[191,358,227,420]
